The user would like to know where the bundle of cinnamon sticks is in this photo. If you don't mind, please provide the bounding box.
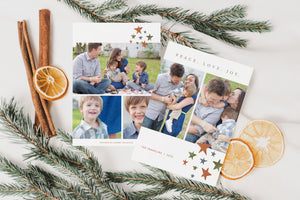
[17,9,56,137]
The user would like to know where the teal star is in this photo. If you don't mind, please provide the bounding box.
[131,34,136,39]
[213,160,223,171]
[193,166,198,170]
[146,34,153,41]
[188,151,196,160]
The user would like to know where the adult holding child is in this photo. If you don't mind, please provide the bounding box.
[185,78,227,143]
[73,43,111,94]
[142,63,185,131]
[105,48,130,90]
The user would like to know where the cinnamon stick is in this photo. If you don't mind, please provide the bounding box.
[37,9,56,137]
[17,21,50,135]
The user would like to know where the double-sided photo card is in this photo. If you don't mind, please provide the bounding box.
[132,42,253,186]
[72,23,160,146]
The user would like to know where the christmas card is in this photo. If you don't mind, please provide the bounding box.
[132,42,253,186]
[72,23,161,146]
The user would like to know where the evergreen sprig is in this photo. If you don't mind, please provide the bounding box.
[0,98,252,199]
[57,0,271,52]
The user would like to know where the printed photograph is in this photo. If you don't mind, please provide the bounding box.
[141,59,205,139]
[73,95,122,139]
[123,96,150,139]
[73,42,161,95]
[185,73,248,153]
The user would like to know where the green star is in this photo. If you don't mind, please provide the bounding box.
[146,34,153,41]
[213,160,223,171]
[188,151,196,160]
[193,166,197,170]
[131,34,136,39]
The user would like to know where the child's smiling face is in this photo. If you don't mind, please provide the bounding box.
[109,63,118,71]
[128,101,147,125]
[80,99,101,121]
[135,64,143,72]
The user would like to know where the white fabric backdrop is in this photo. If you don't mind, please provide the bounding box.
[0,0,299,199]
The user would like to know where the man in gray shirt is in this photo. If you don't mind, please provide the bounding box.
[73,43,110,94]
[185,78,226,143]
[142,63,184,131]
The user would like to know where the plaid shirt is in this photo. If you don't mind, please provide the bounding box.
[213,119,236,150]
[73,118,108,139]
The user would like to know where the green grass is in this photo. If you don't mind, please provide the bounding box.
[99,56,160,84]
[72,109,121,138]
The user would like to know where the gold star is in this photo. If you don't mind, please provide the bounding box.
[201,168,211,180]
[134,26,142,34]
[197,141,211,155]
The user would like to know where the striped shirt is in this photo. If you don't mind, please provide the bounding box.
[73,118,108,139]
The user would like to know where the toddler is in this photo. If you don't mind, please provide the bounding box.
[126,61,154,91]
[105,60,129,86]
[73,96,108,139]
[196,107,238,152]
[165,84,197,133]
[123,96,150,139]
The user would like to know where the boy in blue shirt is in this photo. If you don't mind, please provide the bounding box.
[126,61,154,91]
[123,96,150,139]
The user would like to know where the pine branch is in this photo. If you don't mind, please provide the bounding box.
[92,0,127,16]
[0,184,38,198]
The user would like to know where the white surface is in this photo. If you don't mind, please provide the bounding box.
[0,0,299,199]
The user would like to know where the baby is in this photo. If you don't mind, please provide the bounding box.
[123,96,150,139]
[196,107,238,152]
[165,84,197,133]
[73,96,108,139]
[105,60,129,86]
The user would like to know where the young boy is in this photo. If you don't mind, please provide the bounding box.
[126,61,154,91]
[123,96,150,139]
[142,63,185,131]
[73,96,108,139]
[165,84,198,133]
[196,107,238,152]
[104,60,129,86]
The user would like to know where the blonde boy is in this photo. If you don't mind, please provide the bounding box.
[73,96,108,139]
[105,60,129,85]
[123,96,150,139]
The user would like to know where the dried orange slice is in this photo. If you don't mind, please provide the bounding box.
[239,120,284,167]
[221,139,254,180]
[33,65,68,101]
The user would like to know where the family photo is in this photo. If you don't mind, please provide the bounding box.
[142,60,205,139]
[185,74,247,153]
[73,95,122,139]
[73,42,160,95]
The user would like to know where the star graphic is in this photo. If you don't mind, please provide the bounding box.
[211,151,216,157]
[197,141,212,155]
[134,26,142,34]
[136,42,139,44]
[129,40,132,43]
[139,36,143,40]
[188,151,196,160]
[201,168,212,180]
[144,30,147,33]
[191,174,195,178]
[131,34,136,39]
[200,158,207,164]
[146,34,153,41]
[213,160,223,171]
[183,160,188,165]
[193,166,198,170]
[141,41,147,47]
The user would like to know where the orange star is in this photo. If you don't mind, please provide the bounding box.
[201,168,211,180]
[134,26,142,34]
[129,40,132,43]
[183,160,188,165]
[141,41,147,47]
[197,141,211,155]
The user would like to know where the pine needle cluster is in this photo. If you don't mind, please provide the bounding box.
[0,98,252,199]
[57,0,271,53]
